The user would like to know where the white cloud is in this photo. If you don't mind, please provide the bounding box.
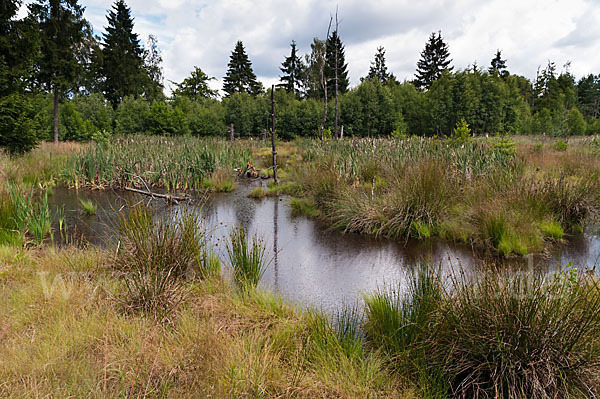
[20,0,600,93]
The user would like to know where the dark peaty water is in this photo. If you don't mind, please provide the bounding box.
[48,183,600,313]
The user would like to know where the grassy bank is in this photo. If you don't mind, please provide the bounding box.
[2,245,600,397]
[267,136,600,256]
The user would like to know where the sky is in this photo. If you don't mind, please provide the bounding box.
[19,0,600,94]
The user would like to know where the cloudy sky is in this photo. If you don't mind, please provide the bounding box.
[21,0,600,94]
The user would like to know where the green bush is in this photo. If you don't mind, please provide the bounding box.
[146,101,190,136]
[115,96,150,134]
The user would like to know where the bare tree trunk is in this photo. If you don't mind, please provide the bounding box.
[320,17,333,142]
[230,123,234,148]
[53,87,59,144]
[334,10,339,139]
[271,85,278,185]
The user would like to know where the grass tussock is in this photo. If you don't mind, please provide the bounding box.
[364,265,600,398]
[79,198,97,215]
[115,205,217,317]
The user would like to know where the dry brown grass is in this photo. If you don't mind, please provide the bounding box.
[0,246,413,398]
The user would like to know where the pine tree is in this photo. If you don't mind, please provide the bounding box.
[278,40,304,95]
[29,0,88,143]
[489,49,508,77]
[172,66,217,101]
[223,41,262,97]
[324,30,349,96]
[367,46,395,84]
[101,0,146,107]
[414,31,453,90]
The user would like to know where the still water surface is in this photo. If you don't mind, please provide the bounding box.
[48,183,600,313]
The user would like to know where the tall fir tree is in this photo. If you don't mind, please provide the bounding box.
[100,0,146,107]
[223,41,262,97]
[278,40,305,96]
[29,0,88,143]
[324,30,349,96]
[489,49,508,77]
[367,46,395,84]
[414,31,453,90]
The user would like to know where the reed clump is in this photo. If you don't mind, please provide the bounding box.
[62,136,253,191]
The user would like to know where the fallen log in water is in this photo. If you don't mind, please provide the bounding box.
[124,187,190,204]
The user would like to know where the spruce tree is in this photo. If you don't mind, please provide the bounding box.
[367,46,395,84]
[278,40,305,96]
[101,0,146,107]
[414,31,453,90]
[29,0,88,143]
[223,41,262,96]
[324,30,349,96]
[489,49,508,77]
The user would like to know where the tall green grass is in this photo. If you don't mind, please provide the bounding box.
[0,184,52,245]
[62,136,254,190]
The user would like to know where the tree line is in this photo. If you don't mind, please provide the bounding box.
[2,0,600,153]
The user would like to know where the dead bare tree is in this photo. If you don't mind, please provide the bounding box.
[334,8,339,139]
[320,17,333,141]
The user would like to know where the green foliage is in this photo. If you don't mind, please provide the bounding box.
[414,31,453,90]
[278,40,305,95]
[324,30,350,95]
[172,66,218,101]
[114,95,149,134]
[71,93,114,133]
[366,46,395,84]
[553,139,568,151]
[0,93,39,153]
[145,101,189,136]
[451,118,471,142]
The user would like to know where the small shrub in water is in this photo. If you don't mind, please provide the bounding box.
[79,198,97,215]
